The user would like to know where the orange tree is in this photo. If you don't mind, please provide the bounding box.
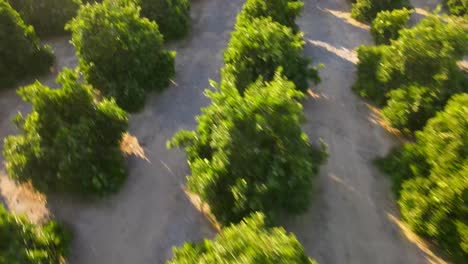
[354,15,467,133]
[236,0,303,31]
[351,0,411,23]
[8,0,80,37]
[0,204,71,264]
[134,0,190,40]
[377,94,468,262]
[221,17,319,94]
[0,0,53,88]
[168,73,326,225]
[168,213,317,263]
[67,0,175,111]
[3,69,128,195]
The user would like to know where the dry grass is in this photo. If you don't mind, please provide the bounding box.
[307,39,359,64]
[321,8,370,30]
[120,132,149,161]
[183,189,221,232]
[0,176,49,224]
[387,213,448,264]
[365,103,406,140]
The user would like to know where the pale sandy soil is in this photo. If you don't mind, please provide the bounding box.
[0,0,447,263]
[282,0,446,263]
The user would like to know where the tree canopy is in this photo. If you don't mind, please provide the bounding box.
[0,204,71,264]
[0,0,53,88]
[236,0,303,31]
[8,0,80,37]
[168,73,326,225]
[3,69,128,195]
[445,0,467,16]
[168,213,317,264]
[378,94,468,262]
[221,17,319,94]
[134,0,191,40]
[67,0,175,111]
[351,0,411,23]
[370,8,412,45]
[354,15,468,133]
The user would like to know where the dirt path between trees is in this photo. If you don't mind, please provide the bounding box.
[0,0,446,263]
[283,0,446,263]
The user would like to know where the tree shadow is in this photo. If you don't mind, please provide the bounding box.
[299,0,373,52]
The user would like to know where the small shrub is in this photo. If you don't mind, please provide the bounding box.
[381,84,439,133]
[3,69,128,195]
[222,17,319,94]
[236,0,303,31]
[167,213,317,263]
[371,8,412,44]
[8,0,80,37]
[351,0,411,23]
[445,0,467,16]
[67,0,175,111]
[0,204,71,264]
[168,73,327,225]
[0,0,53,88]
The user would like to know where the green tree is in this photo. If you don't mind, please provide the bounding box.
[351,0,411,23]
[3,69,128,195]
[67,0,175,111]
[354,15,467,132]
[381,84,439,134]
[222,17,319,94]
[379,94,468,262]
[236,0,303,31]
[0,0,53,88]
[445,0,467,16]
[168,73,326,225]
[8,0,80,37]
[168,213,317,264]
[375,143,429,195]
[370,8,412,44]
[352,45,390,105]
[380,15,467,88]
[0,204,71,264]
[134,0,190,40]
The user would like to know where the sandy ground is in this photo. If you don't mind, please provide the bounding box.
[0,0,448,263]
[282,0,446,263]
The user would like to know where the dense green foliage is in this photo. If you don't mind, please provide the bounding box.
[370,8,412,44]
[3,69,128,195]
[236,0,303,31]
[0,0,53,88]
[445,0,467,16]
[8,0,80,37]
[168,213,317,263]
[134,0,191,40]
[381,16,466,88]
[351,0,411,23]
[381,84,438,133]
[168,74,326,225]
[352,45,390,105]
[354,15,468,133]
[377,94,468,262]
[0,204,71,264]
[222,17,319,94]
[67,0,175,111]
